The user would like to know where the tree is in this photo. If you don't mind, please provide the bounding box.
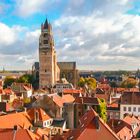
[121,78,137,88]
[109,81,118,88]
[78,77,96,90]
[4,76,16,88]
[17,74,34,84]
[97,98,107,122]
[78,77,86,87]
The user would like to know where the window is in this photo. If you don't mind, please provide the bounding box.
[44,33,47,37]
[138,107,140,112]
[43,40,48,44]
[128,107,131,112]
[123,107,126,111]
[133,107,136,112]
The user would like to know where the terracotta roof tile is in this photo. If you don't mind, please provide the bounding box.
[27,108,52,122]
[64,109,120,140]
[62,94,75,103]
[117,126,132,140]
[0,128,39,140]
[0,112,32,129]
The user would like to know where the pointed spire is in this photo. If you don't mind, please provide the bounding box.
[44,18,49,29]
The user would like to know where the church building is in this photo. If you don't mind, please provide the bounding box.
[39,19,60,88]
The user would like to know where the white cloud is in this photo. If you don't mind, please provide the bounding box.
[0,23,17,45]
[53,9,140,70]
[15,0,48,17]
[0,22,40,70]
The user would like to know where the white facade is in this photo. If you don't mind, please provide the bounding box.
[43,118,53,127]
[120,104,140,119]
[26,90,32,97]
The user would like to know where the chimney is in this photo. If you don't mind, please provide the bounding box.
[34,109,39,124]
[42,135,45,140]
[14,125,17,131]
[24,107,27,113]
[94,116,100,130]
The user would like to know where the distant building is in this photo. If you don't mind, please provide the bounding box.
[39,18,60,88]
[120,92,140,119]
[57,62,79,87]
[32,62,39,81]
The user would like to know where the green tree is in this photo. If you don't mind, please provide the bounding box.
[78,77,85,87]
[4,76,16,88]
[121,78,136,88]
[78,77,96,90]
[97,98,107,122]
[17,74,33,84]
[109,81,118,88]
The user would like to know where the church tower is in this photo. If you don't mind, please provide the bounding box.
[39,18,59,88]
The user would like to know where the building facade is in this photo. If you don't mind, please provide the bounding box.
[120,92,140,119]
[57,62,79,87]
[39,19,60,88]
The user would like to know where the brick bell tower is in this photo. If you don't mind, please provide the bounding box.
[39,18,59,88]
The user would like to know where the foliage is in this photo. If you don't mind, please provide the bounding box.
[78,77,86,87]
[121,78,137,88]
[78,77,96,90]
[97,98,107,122]
[4,74,34,88]
[4,76,16,88]
[17,74,34,84]
[23,97,31,104]
[103,70,131,76]
[109,81,118,88]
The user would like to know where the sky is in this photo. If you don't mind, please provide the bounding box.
[0,0,140,71]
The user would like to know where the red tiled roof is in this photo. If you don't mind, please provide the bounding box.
[3,88,14,95]
[97,84,111,90]
[117,126,132,140]
[53,95,63,107]
[62,94,75,103]
[63,89,82,94]
[121,92,140,104]
[0,128,39,140]
[64,109,120,140]
[107,103,119,108]
[35,128,50,140]
[27,108,52,122]
[74,97,99,105]
[0,112,32,129]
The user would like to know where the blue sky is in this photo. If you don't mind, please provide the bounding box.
[0,0,140,70]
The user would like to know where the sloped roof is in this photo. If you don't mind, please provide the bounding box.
[117,126,132,140]
[74,97,99,105]
[0,112,32,129]
[27,108,52,122]
[64,109,120,140]
[121,92,140,104]
[0,128,39,140]
[62,94,75,103]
